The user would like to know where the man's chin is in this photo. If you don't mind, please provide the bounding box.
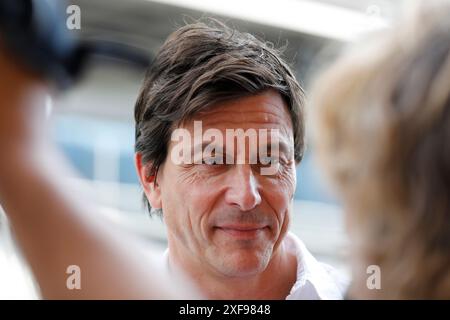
[210,250,272,278]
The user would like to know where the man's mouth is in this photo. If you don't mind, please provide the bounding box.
[214,225,269,240]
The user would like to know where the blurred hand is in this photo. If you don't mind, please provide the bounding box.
[0,39,50,161]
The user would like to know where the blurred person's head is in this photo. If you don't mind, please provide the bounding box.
[311,1,450,299]
[134,21,304,280]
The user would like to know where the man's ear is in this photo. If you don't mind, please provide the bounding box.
[135,153,162,209]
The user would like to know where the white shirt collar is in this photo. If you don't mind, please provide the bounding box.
[284,232,346,300]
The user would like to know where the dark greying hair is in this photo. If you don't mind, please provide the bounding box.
[134,20,306,214]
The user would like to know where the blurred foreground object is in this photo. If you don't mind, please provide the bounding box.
[0,0,151,89]
[311,0,450,299]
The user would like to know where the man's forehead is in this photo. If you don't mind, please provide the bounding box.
[183,90,293,133]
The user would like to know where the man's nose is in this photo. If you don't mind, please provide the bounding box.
[224,165,262,211]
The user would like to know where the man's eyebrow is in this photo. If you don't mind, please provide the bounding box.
[190,139,293,153]
[259,139,293,156]
[191,141,224,153]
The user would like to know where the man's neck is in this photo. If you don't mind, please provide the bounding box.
[168,240,298,300]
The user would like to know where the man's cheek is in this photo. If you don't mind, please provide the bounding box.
[267,172,296,201]
[161,190,187,230]
[280,167,296,200]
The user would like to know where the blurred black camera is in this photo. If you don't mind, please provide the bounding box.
[0,0,151,89]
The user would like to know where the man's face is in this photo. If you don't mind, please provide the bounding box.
[157,90,296,277]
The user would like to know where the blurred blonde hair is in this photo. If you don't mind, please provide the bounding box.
[311,1,450,299]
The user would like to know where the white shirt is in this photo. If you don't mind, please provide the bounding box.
[284,232,348,300]
[162,232,348,300]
